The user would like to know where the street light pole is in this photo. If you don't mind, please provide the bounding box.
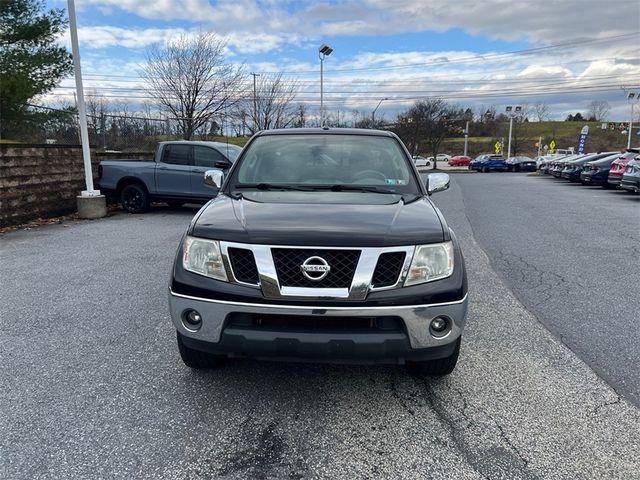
[318,44,333,126]
[505,105,522,158]
[67,0,106,219]
[68,0,96,195]
[507,116,513,158]
[372,97,389,123]
[251,72,260,133]
[463,120,469,157]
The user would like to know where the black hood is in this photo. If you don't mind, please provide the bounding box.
[191,191,445,246]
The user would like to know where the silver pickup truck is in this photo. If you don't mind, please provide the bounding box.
[98,140,242,213]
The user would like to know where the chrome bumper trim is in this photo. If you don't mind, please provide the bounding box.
[169,289,468,350]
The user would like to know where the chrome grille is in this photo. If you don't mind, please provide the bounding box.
[228,248,260,285]
[271,248,360,288]
[372,252,406,288]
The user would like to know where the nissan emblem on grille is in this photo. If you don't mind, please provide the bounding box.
[300,256,331,281]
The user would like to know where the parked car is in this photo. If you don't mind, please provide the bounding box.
[426,153,451,163]
[412,155,431,168]
[448,155,471,166]
[620,155,640,193]
[477,155,507,172]
[98,141,242,213]
[608,150,640,188]
[552,155,585,178]
[169,128,468,375]
[579,153,624,187]
[506,155,536,172]
[469,154,489,170]
[537,154,566,172]
[561,152,618,182]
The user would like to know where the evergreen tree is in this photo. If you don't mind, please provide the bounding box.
[0,0,72,138]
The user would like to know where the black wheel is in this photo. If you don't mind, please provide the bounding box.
[166,201,185,208]
[120,183,149,213]
[482,166,489,173]
[407,337,461,376]
[176,331,225,369]
[515,164,521,172]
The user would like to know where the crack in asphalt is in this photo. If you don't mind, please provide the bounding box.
[592,393,623,416]
[411,376,539,480]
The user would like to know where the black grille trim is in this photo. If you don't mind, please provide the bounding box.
[272,248,361,288]
[372,252,406,288]
[228,248,260,285]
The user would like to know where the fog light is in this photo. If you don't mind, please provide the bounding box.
[430,316,449,336]
[183,309,202,327]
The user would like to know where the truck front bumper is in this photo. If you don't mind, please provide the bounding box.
[169,289,468,363]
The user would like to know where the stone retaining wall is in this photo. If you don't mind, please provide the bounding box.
[0,145,152,227]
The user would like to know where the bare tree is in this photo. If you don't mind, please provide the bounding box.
[533,102,550,122]
[142,32,246,140]
[249,73,299,132]
[393,98,455,168]
[292,104,307,128]
[587,100,610,121]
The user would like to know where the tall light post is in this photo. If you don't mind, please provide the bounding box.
[372,97,389,123]
[505,105,522,158]
[67,0,106,219]
[463,120,469,157]
[318,44,333,126]
[624,90,639,149]
[250,72,260,133]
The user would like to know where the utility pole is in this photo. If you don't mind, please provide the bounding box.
[251,72,260,133]
[463,120,469,157]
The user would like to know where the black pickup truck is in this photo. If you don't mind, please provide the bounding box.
[169,128,468,375]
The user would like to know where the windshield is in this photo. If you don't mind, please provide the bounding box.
[228,133,421,194]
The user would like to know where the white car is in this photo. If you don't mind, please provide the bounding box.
[412,156,432,167]
[425,154,451,163]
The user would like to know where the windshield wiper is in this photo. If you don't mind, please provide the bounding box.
[234,183,314,192]
[323,184,400,194]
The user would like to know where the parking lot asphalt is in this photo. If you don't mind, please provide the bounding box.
[429,172,640,406]
[2,180,640,479]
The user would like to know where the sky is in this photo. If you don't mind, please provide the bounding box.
[46,0,640,123]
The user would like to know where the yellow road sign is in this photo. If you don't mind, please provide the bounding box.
[549,140,556,153]
[494,141,501,154]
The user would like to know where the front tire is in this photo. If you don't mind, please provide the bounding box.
[176,331,225,369]
[482,166,489,173]
[120,183,149,213]
[407,337,461,376]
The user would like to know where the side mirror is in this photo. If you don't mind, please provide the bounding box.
[204,169,224,189]
[426,173,450,194]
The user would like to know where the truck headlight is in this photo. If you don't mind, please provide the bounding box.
[405,241,454,286]
[182,236,227,281]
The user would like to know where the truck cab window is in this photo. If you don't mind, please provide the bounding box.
[162,145,191,165]
[194,146,226,168]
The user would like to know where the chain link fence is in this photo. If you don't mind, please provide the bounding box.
[7,104,245,151]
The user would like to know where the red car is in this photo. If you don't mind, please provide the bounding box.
[448,155,472,166]
[608,150,639,188]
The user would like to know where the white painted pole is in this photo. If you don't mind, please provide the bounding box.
[507,116,513,158]
[538,136,542,157]
[628,102,634,150]
[463,120,469,157]
[67,0,98,196]
[320,55,324,126]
